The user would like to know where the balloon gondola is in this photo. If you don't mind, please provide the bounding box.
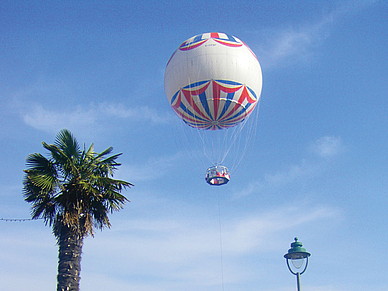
[164,32,262,185]
[205,165,230,186]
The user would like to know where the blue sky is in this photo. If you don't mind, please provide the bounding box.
[1,1,387,290]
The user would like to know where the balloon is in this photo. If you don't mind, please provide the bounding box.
[164,32,262,130]
[164,32,263,185]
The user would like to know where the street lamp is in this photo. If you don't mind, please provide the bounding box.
[284,237,311,291]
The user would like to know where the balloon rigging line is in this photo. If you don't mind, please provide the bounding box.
[222,117,248,166]
[198,129,212,165]
[230,99,262,172]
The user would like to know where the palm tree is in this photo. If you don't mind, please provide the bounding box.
[23,129,133,291]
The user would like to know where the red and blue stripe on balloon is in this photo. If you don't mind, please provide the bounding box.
[170,79,258,130]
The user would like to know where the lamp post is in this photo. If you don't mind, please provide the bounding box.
[284,237,311,291]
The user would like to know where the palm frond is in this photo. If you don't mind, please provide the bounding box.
[99,153,122,168]
[43,143,70,168]
[43,142,80,181]
[24,153,58,192]
[55,129,81,158]
[80,143,94,163]
[23,129,133,239]
[31,198,57,225]
[25,153,53,172]
[90,201,111,230]
[95,147,114,159]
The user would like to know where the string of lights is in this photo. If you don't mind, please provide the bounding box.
[0,218,41,222]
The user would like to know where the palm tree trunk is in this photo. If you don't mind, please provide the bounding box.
[57,225,83,291]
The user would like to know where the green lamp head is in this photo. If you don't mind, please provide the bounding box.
[284,237,311,260]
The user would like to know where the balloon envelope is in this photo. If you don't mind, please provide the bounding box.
[164,32,262,130]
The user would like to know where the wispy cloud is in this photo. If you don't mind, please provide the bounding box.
[305,286,353,291]
[4,79,173,135]
[221,204,338,253]
[255,14,333,69]
[19,102,174,134]
[22,104,96,132]
[233,160,318,198]
[255,1,378,69]
[234,135,345,198]
[309,136,344,158]
[81,202,340,290]
[116,151,185,182]
[0,225,57,291]
[99,103,173,124]
[1,192,342,291]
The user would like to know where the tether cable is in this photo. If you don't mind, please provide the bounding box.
[217,191,225,291]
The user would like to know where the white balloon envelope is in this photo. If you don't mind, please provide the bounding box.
[164,32,262,130]
[164,32,263,185]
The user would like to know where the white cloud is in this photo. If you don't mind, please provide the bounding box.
[264,159,316,185]
[234,136,344,198]
[255,1,378,69]
[22,104,97,133]
[124,203,334,258]
[258,28,319,67]
[20,102,173,134]
[255,15,333,69]
[98,103,174,124]
[4,76,173,135]
[0,225,57,291]
[116,151,185,182]
[1,190,342,291]
[234,160,318,198]
[81,202,340,290]
[221,205,338,253]
[310,136,344,157]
